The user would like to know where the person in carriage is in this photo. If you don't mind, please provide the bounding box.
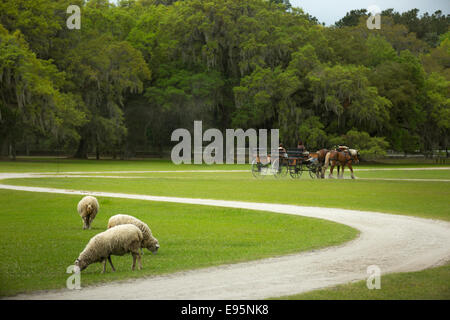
[278,143,287,154]
[297,140,305,152]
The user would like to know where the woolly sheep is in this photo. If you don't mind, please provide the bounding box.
[74,224,143,273]
[107,214,160,254]
[77,196,99,230]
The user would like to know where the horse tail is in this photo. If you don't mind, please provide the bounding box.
[321,151,332,178]
[323,151,331,172]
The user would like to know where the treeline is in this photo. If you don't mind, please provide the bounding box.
[0,0,448,159]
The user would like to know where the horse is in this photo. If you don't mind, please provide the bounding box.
[316,149,329,178]
[323,148,360,179]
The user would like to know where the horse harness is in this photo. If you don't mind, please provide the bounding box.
[330,149,354,165]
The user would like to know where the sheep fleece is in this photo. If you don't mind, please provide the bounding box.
[77,224,143,267]
[77,196,99,221]
[107,214,157,248]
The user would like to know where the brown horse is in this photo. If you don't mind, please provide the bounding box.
[323,149,359,179]
[316,149,329,178]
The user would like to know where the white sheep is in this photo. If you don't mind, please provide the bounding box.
[77,196,99,230]
[107,214,160,255]
[74,224,143,273]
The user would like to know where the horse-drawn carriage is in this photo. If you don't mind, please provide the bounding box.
[251,148,321,179]
[284,149,321,179]
[251,145,359,179]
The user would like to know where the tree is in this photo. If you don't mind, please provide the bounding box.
[297,116,328,150]
[421,31,450,80]
[0,26,86,158]
[335,9,367,27]
[329,129,389,159]
[67,36,151,158]
[382,8,450,47]
[365,34,397,67]
[369,50,427,152]
[269,0,291,10]
[0,0,67,58]
[0,0,447,158]
[307,64,391,134]
[421,72,449,155]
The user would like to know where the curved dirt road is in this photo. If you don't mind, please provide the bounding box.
[0,172,449,300]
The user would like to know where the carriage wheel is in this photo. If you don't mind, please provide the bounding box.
[272,158,288,178]
[306,162,320,179]
[289,163,303,179]
[309,166,318,179]
[251,159,265,179]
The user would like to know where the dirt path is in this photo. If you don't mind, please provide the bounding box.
[357,177,450,182]
[1,172,449,300]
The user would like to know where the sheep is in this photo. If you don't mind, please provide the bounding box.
[77,196,99,230]
[74,224,143,273]
[107,214,160,255]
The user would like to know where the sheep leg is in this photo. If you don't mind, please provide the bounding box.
[102,259,106,273]
[131,254,137,271]
[108,256,116,272]
[82,217,88,229]
[138,252,142,270]
[87,214,94,229]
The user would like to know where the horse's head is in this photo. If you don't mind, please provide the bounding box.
[349,149,359,164]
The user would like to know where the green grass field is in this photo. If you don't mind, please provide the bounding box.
[0,189,356,296]
[4,171,449,221]
[0,157,448,172]
[0,158,249,172]
[0,158,449,298]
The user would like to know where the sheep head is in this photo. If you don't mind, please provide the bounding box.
[146,237,160,254]
[75,258,87,271]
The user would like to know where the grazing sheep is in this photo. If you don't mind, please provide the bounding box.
[74,224,143,273]
[77,196,99,230]
[107,214,160,255]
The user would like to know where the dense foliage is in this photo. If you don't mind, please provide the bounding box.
[0,0,448,158]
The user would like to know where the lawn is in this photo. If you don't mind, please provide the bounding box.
[0,157,448,173]
[354,169,450,180]
[0,189,356,297]
[1,158,449,299]
[4,171,449,221]
[0,158,249,173]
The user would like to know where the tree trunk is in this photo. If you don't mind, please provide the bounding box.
[74,138,88,159]
[96,140,100,160]
[10,141,16,161]
[25,136,30,156]
[0,139,8,157]
[158,143,163,158]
